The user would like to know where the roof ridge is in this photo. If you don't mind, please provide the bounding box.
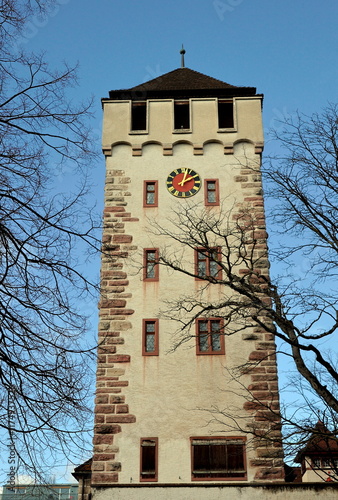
[129,67,236,91]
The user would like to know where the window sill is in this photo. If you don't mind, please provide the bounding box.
[173,129,192,134]
[196,351,225,356]
[192,475,247,481]
[217,128,237,133]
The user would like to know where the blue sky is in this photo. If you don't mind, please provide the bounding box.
[22,0,338,135]
[11,0,338,481]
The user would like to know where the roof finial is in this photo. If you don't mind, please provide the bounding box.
[180,44,186,68]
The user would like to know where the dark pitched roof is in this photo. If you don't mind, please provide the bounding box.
[295,422,338,463]
[72,458,92,480]
[129,68,237,91]
[106,67,257,101]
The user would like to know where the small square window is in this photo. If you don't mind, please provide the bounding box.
[204,179,220,206]
[143,319,159,356]
[191,438,246,480]
[196,318,225,355]
[143,249,159,281]
[195,248,222,280]
[140,438,158,481]
[218,100,234,129]
[144,181,158,207]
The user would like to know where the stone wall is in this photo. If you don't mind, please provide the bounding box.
[93,483,338,500]
[92,167,138,484]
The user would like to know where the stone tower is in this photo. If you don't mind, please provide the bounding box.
[92,66,284,496]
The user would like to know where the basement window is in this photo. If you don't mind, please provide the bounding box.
[174,100,190,130]
[140,438,158,481]
[218,99,234,129]
[191,438,246,480]
[131,101,147,131]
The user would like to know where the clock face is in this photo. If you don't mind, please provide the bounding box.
[166,168,201,198]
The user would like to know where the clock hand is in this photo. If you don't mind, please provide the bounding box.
[178,170,188,186]
[183,174,199,183]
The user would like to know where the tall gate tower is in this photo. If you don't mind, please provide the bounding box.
[91,63,284,495]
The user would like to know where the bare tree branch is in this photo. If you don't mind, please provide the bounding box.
[0,0,101,481]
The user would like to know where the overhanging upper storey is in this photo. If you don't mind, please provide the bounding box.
[101,67,264,156]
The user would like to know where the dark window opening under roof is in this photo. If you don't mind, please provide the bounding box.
[131,102,147,131]
[174,101,190,130]
[218,100,234,129]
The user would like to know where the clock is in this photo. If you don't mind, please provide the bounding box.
[166,168,201,198]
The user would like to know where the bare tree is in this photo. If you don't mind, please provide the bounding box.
[148,104,338,474]
[0,0,100,481]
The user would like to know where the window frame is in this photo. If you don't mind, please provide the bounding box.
[217,98,236,131]
[143,180,158,207]
[194,247,222,281]
[143,248,159,281]
[173,99,191,132]
[204,179,220,206]
[321,458,332,468]
[140,437,158,482]
[190,437,247,481]
[130,101,147,133]
[195,318,225,355]
[142,319,159,356]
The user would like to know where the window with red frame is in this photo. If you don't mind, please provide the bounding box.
[195,248,221,280]
[196,318,224,354]
[143,249,159,281]
[191,438,246,480]
[140,438,158,481]
[204,179,219,206]
[143,319,159,355]
[144,181,158,207]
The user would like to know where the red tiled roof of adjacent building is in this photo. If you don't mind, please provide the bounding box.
[295,421,338,463]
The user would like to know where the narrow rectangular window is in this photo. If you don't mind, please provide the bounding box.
[195,248,221,280]
[143,249,159,281]
[196,318,224,355]
[140,438,158,481]
[205,179,220,206]
[144,181,158,207]
[191,438,246,480]
[218,100,234,129]
[174,100,190,130]
[131,102,147,131]
[143,319,159,356]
